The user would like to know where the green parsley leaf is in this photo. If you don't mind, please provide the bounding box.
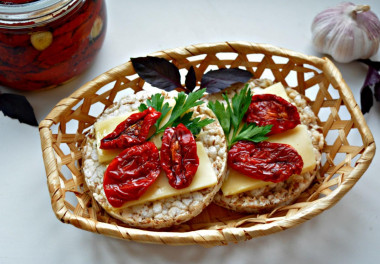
[156,88,208,134]
[172,112,193,127]
[207,84,271,148]
[139,93,173,130]
[173,111,214,136]
[138,103,148,112]
[230,123,272,146]
[207,99,230,136]
[140,89,214,138]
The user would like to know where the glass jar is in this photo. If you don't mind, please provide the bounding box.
[0,0,106,91]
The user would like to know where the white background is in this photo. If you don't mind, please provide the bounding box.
[1,0,380,263]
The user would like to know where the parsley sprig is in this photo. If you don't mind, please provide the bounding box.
[138,93,171,130]
[139,88,214,136]
[207,84,272,149]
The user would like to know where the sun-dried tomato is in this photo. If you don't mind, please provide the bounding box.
[103,142,161,207]
[244,94,300,135]
[0,45,39,67]
[228,141,303,183]
[100,107,161,149]
[0,32,30,46]
[160,123,199,189]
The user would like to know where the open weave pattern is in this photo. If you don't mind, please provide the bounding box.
[39,41,375,246]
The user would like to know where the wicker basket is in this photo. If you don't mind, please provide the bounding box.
[39,41,375,246]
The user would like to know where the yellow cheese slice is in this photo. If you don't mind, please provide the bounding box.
[221,168,273,196]
[119,142,217,208]
[254,82,290,101]
[150,133,164,149]
[267,125,316,174]
[221,125,316,196]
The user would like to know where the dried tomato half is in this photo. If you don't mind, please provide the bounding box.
[103,142,161,207]
[160,123,199,189]
[100,107,161,149]
[228,141,303,183]
[244,94,300,135]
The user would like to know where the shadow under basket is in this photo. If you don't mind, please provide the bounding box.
[39,41,375,246]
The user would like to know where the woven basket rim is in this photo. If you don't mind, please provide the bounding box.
[49,163,373,245]
[39,41,376,246]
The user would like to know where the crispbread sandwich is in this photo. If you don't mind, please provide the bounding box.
[82,90,228,229]
[207,80,324,213]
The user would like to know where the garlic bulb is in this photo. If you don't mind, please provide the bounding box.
[311,2,380,63]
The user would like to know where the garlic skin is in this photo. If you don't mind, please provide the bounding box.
[311,2,380,63]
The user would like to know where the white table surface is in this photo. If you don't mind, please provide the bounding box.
[1,0,379,263]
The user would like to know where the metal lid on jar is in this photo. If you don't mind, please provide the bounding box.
[0,0,83,28]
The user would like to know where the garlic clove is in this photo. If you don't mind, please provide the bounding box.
[311,2,380,63]
[30,31,53,51]
[91,17,104,40]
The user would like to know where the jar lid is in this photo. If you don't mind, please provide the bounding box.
[0,0,83,28]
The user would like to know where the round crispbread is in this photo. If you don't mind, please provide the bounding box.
[82,90,227,229]
[209,80,324,213]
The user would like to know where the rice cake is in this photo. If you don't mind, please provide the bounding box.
[82,90,228,229]
[209,80,324,213]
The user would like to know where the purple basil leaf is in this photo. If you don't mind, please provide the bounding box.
[185,66,196,92]
[0,93,38,126]
[364,66,380,87]
[360,85,374,114]
[200,68,253,94]
[131,56,182,91]
[374,82,380,102]
[360,65,380,113]
[358,59,380,71]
